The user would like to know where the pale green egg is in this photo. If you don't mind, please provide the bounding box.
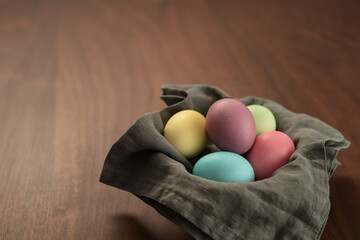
[247,105,276,136]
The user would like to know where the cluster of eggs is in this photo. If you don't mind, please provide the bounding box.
[163,98,295,182]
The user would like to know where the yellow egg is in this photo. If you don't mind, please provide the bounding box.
[164,110,208,159]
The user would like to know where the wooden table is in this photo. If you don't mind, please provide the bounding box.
[1,0,359,239]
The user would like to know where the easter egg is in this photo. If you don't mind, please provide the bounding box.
[192,151,255,182]
[206,98,256,154]
[247,104,276,136]
[246,131,295,180]
[164,110,208,159]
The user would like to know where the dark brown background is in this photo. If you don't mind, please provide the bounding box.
[0,0,359,239]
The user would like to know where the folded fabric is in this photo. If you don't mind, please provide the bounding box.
[99,84,350,240]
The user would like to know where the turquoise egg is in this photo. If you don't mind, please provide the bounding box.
[192,151,255,183]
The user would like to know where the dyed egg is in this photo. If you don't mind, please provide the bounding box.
[192,151,255,182]
[246,131,295,180]
[247,104,276,136]
[164,110,208,159]
[206,98,256,154]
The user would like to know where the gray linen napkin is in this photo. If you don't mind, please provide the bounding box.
[99,84,350,240]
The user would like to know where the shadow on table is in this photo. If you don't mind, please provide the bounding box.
[325,174,360,239]
[110,214,157,240]
[109,214,194,240]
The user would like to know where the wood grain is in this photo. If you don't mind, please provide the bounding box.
[0,0,359,239]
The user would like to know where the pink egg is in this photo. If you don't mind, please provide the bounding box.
[206,98,256,154]
[246,131,295,180]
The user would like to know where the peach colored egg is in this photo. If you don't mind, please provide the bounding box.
[246,131,295,180]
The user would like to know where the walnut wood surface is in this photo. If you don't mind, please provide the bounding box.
[0,0,359,239]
